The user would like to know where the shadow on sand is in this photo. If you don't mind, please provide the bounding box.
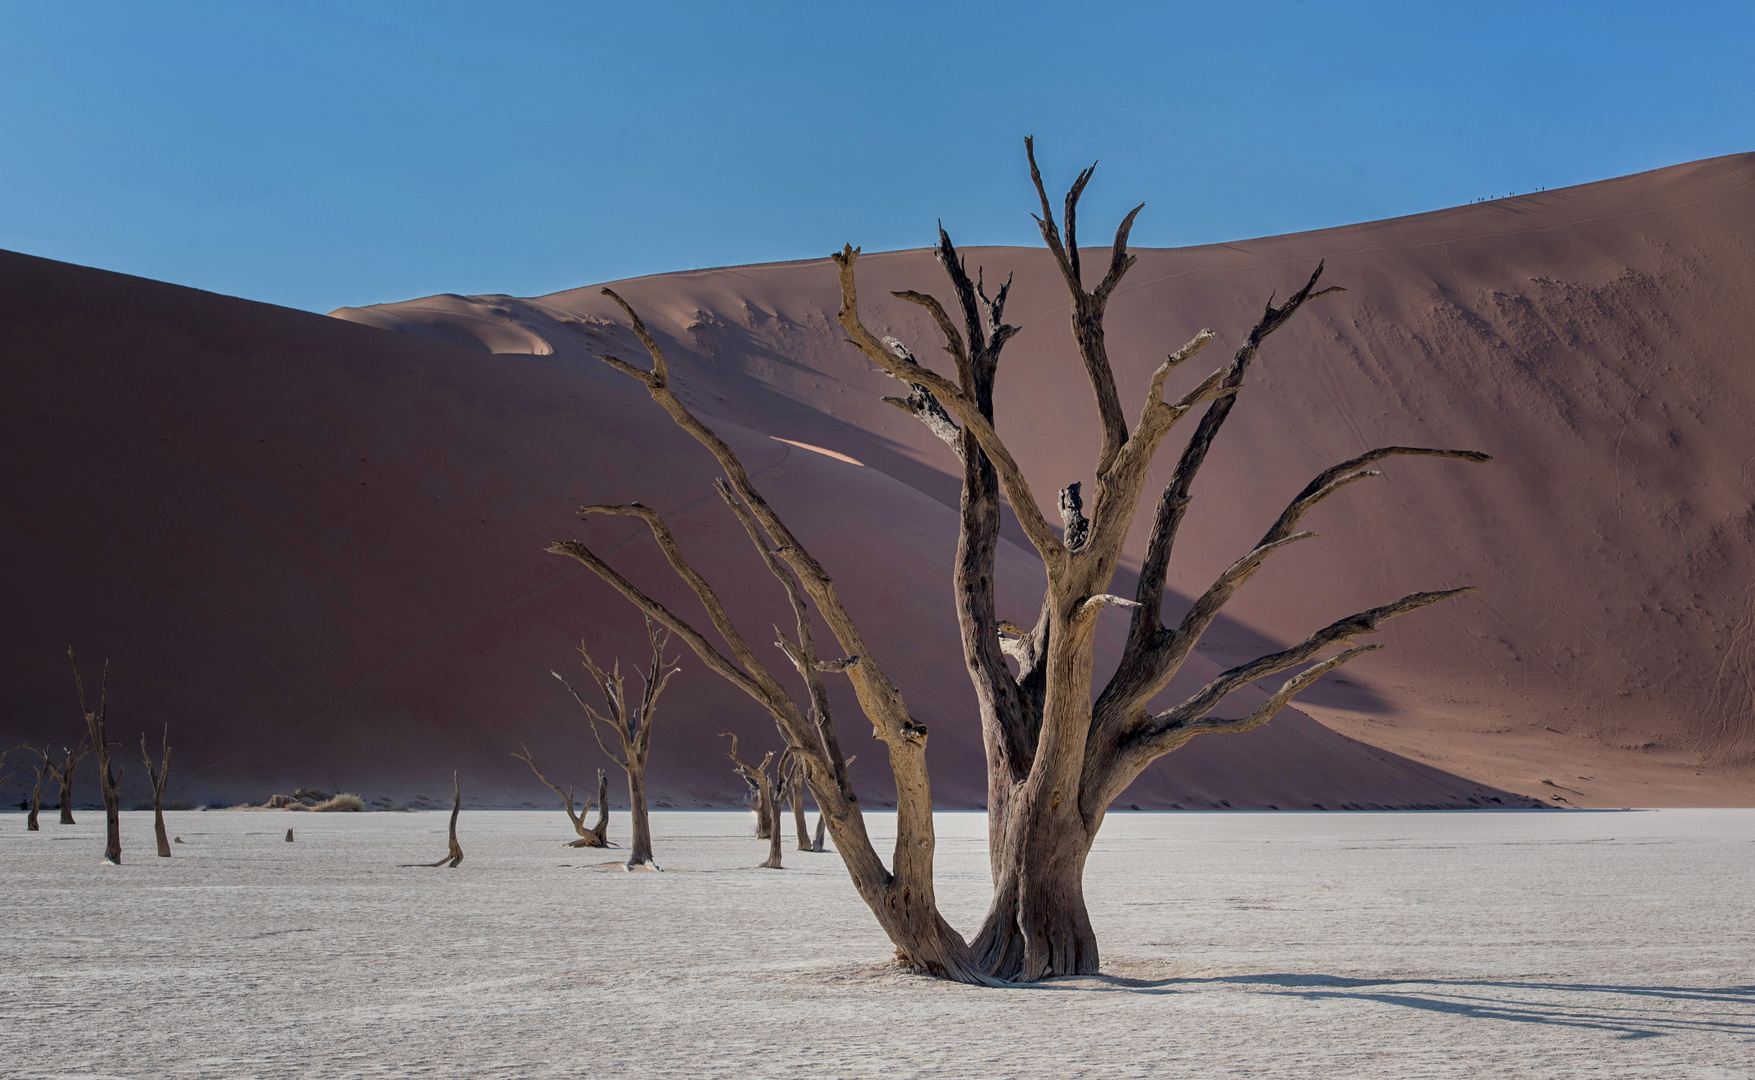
[1023,972,1755,1039]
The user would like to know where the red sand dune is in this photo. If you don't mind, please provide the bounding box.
[5,153,1753,810]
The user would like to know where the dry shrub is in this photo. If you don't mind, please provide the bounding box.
[314,793,364,812]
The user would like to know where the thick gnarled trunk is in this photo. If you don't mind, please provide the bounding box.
[972,796,1098,980]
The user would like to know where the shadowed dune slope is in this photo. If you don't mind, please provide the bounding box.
[0,248,1526,812]
[337,152,1755,808]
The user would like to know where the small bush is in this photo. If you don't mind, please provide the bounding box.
[314,793,365,812]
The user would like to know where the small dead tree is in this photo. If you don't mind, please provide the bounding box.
[140,725,172,858]
[69,649,122,865]
[412,772,464,868]
[780,749,825,852]
[20,744,52,831]
[513,743,610,847]
[53,735,91,825]
[548,139,1488,982]
[723,733,783,869]
[551,617,679,870]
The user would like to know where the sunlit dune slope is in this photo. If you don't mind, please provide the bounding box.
[338,152,1755,807]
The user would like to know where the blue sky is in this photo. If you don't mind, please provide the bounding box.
[2,2,1750,312]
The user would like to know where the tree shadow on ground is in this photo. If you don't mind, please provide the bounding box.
[1022,973,1755,1039]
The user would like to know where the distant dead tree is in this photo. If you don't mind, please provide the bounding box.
[512,743,610,847]
[551,617,679,870]
[140,725,172,858]
[780,749,826,852]
[53,735,91,825]
[548,138,1487,982]
[20,744,53,830]
[409,772,463,868]
[722,733,783,869]
[69,649,122,864]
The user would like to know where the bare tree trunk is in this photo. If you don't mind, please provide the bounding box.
[443,774,463,867]
[421,772,464,868]
[791,772,811,851]
[17,745,51,831]
[971,802,1100,978]
[141,726,172,858]
[587,769,610,846]
[752,781,771,839]
[68,650,121,864]
[625,764,656,869]
[54,739,89,825]
[723,734,783,869]
[812,813,826,853]
[26,747,50,831]
[781,751,814,851]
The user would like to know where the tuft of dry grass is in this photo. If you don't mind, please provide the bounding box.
[313,793,364,812]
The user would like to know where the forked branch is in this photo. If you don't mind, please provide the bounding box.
[1126,587,1475,763]
[832,247,1066,570]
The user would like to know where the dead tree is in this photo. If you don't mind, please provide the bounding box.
[722,734,783,869]
[750,765,773,839]
[20,744,52,830]
[551,617,679,870]
[69,649,122,864]
[548,138,1488,983]
[140,725,172,858]
[53,735,91,825]
[780,749,825,852]
[413,772,464,868]
[513,744,610,847]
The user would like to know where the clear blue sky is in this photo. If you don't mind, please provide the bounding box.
[3,2,1750,313]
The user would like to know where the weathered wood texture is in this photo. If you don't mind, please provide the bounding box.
[548,139,1486,983]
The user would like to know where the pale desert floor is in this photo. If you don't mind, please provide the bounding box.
[3,808,1752,1078]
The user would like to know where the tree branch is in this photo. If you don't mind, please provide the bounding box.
[832,246,1066,569]
[545,538,771,711]
[1025,136,1133,474]
[715,478,856,798]
[877,336,963,457]
[1125,587,1474,762]
[1157,644,1382,743]
[1126,262,1344,636]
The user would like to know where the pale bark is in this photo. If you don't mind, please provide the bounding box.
[588,770,610,846]
[68,649,121,864]
[722,734,783,869]
[414,773,464,868]
[548,139,1486,983]
[552,617,677,870]
[782,750,816,851]
[140,725,172,858]
[513,744,610,847]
